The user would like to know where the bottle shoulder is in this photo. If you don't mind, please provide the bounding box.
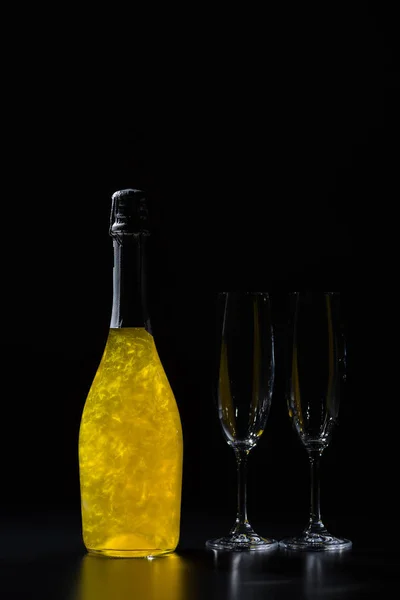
[82,327,181,426]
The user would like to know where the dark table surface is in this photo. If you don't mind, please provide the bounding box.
[1,511,398,599]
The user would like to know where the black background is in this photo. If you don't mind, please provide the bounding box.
[2,4,399,554]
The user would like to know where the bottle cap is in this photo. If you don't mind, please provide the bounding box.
[109,188,150,237]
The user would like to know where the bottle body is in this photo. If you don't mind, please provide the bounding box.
[79,327,183,557]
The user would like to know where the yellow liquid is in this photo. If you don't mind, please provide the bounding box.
[78,328,183,557]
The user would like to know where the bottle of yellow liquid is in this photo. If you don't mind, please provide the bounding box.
[79,188,183,558]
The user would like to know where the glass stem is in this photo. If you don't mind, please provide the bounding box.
[307,449,325,533]
[231,448,252,535]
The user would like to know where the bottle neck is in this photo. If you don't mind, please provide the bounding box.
[110,234,152,332]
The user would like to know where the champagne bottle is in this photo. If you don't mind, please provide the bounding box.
[78,188,183,558]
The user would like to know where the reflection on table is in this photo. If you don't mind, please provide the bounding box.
[68,544,377,600]
[71,552,193,600]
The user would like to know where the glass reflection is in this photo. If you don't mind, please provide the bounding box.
[71,553,191,600]
[211,549,279,600]
[289,549,363,600]
[304,551,345,594]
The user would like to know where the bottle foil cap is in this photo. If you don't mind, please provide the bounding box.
[110,188,150,237]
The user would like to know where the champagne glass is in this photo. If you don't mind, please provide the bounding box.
[206,292,278,552]
[279,291,352,551]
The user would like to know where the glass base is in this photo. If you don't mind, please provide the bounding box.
[279,532,352,552]
[206,533,278,552]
